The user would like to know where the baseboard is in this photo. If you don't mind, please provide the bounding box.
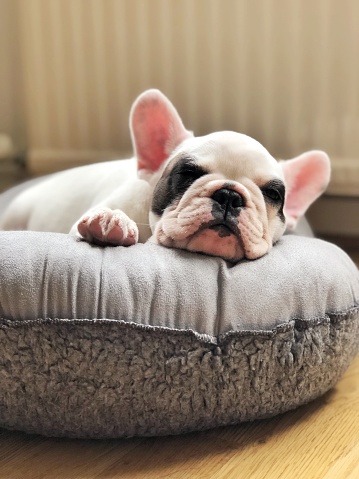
[307,195,359,237]
[327,157,359,197]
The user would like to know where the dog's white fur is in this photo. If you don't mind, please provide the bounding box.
[149,131,287,260]
[0,89,331,262]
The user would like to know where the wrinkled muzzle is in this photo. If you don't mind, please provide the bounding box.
[151,177,273,262]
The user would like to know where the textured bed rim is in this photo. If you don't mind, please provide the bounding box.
[0,308,358,438]
[1,301,358,344]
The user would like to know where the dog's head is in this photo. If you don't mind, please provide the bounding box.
[130,89,330,262]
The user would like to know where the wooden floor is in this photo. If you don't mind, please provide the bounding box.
[0,241,358,479]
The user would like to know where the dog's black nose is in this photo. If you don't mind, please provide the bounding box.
[211,188,245,211]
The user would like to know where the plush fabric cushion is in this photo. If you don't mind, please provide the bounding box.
[0,230,358,438]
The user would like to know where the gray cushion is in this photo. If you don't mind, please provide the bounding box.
[0,231,358,438]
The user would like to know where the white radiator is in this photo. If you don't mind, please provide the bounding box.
[15,0,359,196]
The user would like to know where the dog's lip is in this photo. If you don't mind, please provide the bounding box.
[207,220,240,238]
[209,224,233,237]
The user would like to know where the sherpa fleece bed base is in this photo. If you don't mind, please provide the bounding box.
[0,231,358,438]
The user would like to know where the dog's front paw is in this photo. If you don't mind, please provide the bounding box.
[77,208,138,246]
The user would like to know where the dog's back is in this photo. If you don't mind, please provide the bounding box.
[0,159,138,233]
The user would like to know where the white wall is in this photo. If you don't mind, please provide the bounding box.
[0,0,25,150]
[0,0,358,228]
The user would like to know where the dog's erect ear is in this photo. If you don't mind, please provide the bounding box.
[130,89,193,172]
[281,150,331,230]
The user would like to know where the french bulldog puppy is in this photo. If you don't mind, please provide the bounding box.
[0,89,330,262]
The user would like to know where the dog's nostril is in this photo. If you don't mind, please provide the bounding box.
[231,195,243,209]
[211,188,244,209]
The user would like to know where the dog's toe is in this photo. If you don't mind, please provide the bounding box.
[77,208,138,246]
[106,220,137,246]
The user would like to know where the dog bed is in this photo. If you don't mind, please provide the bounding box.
[0,229,358,438]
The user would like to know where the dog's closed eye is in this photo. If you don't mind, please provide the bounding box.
[151,159,208,215]
[261,180,285,205]
[262,187,282,202]
[171,160,208,196]
[174,160,207,178]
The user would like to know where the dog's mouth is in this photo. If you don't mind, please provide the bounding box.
[183,218,244,262]
[151,203,270,262]
[206,218,240,238]
[209,223,236,238]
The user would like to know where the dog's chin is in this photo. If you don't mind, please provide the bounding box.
[184,226,245,262]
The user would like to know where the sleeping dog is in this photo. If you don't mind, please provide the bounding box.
[0,89,330,262]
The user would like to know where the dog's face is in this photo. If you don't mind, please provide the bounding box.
[150,132,286,262]
[131,89,331,262]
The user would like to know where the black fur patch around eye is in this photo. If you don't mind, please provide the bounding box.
[261,179,286,223]
[151,158,208,216]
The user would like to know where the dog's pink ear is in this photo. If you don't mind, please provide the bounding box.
[281,150,331,230]
[130,89,193,172]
